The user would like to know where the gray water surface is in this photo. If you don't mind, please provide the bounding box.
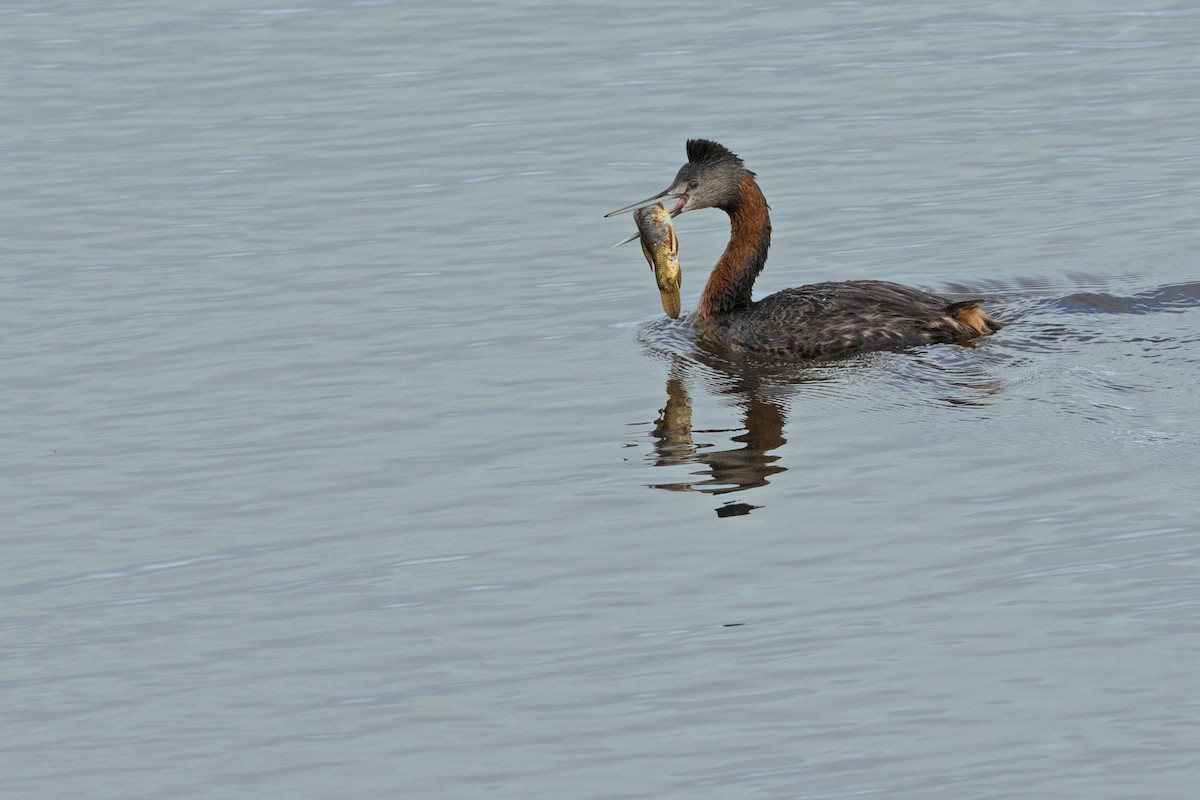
[4,2,1199,798]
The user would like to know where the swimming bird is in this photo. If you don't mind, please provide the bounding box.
[606,139,999,358]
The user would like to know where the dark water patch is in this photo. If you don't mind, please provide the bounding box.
[1056,281,1200,315]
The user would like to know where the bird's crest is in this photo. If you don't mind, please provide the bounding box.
[686,139,743,167]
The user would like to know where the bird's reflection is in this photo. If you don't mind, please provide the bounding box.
[635,322,1007,516]
[640,337,831,516]
[648,368,787,500]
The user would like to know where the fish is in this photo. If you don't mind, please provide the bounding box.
[633,203,682,319]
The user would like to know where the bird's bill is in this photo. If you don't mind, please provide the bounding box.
[604,190,685,217]
[607,193,684,247]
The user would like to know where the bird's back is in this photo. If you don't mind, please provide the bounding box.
[702,280,998,359]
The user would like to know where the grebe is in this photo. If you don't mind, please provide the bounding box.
[606,139,999,358]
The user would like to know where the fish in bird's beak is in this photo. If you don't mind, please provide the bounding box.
[606,189,686,247]
[633,203,683,319]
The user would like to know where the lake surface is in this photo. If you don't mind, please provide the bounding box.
[3,1,1198,798]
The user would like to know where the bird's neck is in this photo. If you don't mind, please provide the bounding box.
[698,175,772,320]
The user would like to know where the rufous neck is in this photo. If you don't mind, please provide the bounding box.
[698,175,771,319]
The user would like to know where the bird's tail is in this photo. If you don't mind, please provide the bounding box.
[946,299,1000,335]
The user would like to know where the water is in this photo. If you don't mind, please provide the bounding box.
[3,2,1199,798]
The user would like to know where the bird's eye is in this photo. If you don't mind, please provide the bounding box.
[688,180,699,190]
